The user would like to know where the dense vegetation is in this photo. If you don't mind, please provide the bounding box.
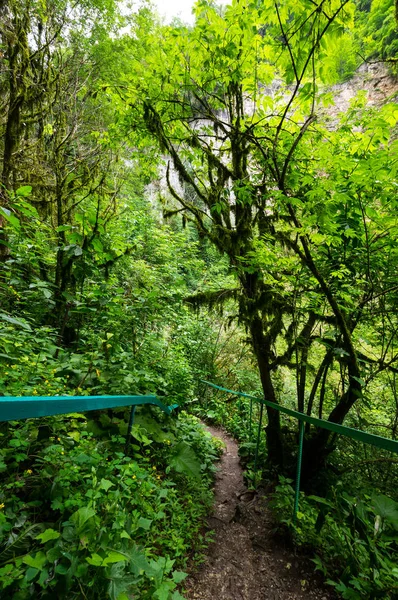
[0,0,397,598]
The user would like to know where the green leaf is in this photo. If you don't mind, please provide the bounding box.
[0,524,42,563]
[38,568,49,586]
[35,529,60,543]
[100,478,114,492]
[131,424,153,446]
[16,186,32,197]
[25,567,39,582]
[70,506,96,530]
[55,564,69,574]
[86,553,103,566]
[307,495,334,508]
[154,581,175,600]
[372,494,398,530]
[172,570,187,584]
[46,547,62,563]
[91,238,103,252]
[0,313,31,331]
[137,517,152,531]
[107,564,137,600]
[14,200,39,218]
[170,442,202,480]
[23,551,47,571]
[108,576,135,600]
[0,207,21,230]
[68,430,81,442]
[129,546,150,576]
[102,551,128,566]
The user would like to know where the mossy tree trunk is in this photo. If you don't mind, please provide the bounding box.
[133,0,398,480]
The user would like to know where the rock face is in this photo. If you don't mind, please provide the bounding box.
[329,62,398,115]
[147,62,398,208]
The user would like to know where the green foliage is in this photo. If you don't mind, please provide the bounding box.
[271,478,398,598]
[319,33,360,83]
[356,0,398,62]
[1,0,398,596]
[128,0,398,486]
[169,442,202,480]
[0,411,220,598]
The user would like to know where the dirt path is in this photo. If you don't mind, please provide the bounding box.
[185,426,335,600]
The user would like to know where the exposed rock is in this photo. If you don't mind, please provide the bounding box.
[330,62,398,114]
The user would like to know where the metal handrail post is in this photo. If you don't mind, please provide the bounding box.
[253,402,264,486]
[293,419,305,526]
[124,405,136,455]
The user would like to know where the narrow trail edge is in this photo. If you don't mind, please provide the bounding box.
[185,425,336,600]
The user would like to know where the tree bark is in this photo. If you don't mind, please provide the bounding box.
[250,313,284,468]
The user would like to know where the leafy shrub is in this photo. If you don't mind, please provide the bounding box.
[0,410,221,599]
[271,477,398,599]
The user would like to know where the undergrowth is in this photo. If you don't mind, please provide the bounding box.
[271,476,398,599]
[0,409,222,599]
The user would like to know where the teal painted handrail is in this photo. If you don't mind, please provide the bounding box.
[0,394,179,457]
[0,395,178,422]
[201,380,398,524]
[201,381,398,454]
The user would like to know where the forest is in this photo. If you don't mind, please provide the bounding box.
[0,0,397,598]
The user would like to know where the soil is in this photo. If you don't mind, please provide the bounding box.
[185,426,336,600]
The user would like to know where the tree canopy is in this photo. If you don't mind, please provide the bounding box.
[121,0,398,472]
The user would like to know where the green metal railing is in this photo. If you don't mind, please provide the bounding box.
[4,384,398,523]
[0,394,178,453]
[201,380,398,524]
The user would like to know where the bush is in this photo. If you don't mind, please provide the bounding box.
[270,477,398,599]
[0,410,221,599]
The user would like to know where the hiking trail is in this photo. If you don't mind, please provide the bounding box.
[185,425,335,600]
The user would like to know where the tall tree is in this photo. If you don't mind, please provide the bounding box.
[0,0,134,340]
[0,0,120,259]
[126,0,398,475]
